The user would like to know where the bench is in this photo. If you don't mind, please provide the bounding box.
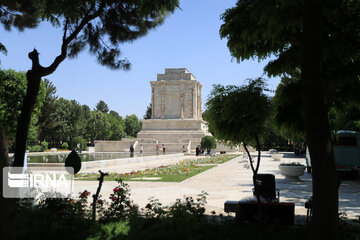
[224,200,295,225]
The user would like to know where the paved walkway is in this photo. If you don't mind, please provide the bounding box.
[74,152,360,222]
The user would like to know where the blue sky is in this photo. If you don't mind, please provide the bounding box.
[0,0,280,118]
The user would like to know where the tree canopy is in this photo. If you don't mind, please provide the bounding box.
[124,114,141,137]
[200,136,216,153]
[220,0,360,116]
[272,73,306,142]
[0,69,45,143]
[96,100,109,113]
[205,79,271,147]
[220,0,359,82]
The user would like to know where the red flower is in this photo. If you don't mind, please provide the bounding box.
[80,190,90,198]
[97,199,103,205]
[113,187,119,192]
[111,196,117,201]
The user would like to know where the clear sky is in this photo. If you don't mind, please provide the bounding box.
[0,0,280,119]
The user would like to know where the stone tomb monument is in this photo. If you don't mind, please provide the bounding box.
[95,68,242,153]
[136,68,210,152]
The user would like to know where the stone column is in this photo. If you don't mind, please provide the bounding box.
[160,84,165,119]
[192,84,197,119]
[151,86,154,119]
[198,84,202,119]
[180,82,185,119]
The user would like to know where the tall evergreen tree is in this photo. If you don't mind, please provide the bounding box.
[143,103,152,119]
[37,79,58,142]
[96,100,109,113]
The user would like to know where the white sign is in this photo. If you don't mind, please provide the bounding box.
[3,167,74,198]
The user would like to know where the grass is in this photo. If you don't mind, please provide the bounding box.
[87,218,360,240]
[76,165,215,182]
[194,154,240,164]
[88,219,312,240]
[75,154,239,182]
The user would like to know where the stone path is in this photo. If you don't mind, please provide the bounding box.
[74,152,360,222]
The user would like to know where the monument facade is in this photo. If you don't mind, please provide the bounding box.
[95,68,243,153]
[136,68,210,152]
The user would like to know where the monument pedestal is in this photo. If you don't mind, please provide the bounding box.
[137,119,209,152]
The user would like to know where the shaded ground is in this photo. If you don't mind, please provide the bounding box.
[74,152,360,223]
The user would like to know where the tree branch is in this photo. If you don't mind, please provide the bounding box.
[41,4,102,76]
[63,18,69,42]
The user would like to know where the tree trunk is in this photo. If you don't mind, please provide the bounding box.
[301,0,338,239]
[244,140,264,231]
[0,129,16,239]
[13,69,42,167]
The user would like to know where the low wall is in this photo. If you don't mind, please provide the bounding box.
[81,153,184,170]
[28,153,185,170]
[95,139,136,152]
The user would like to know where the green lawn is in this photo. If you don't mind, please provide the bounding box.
[75,154,239,182]
[76,165,215,182]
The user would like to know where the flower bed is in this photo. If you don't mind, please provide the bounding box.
[75,154,239,182]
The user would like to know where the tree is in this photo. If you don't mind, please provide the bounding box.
[106,113,126,140]
[53,98,82,143]
[329,104,360,133]
[301,1,338,238]
[124,114,141,137]
[86,111,111,144]
[95,100,109,114]
[0,69,45,145]
[220,1,359,237]
[70,136,87,151]
[206,79,271,225]
[200,136,216,154]
[272,74,306,143]
[0,0,179,167]
[261,116,289,151]
[143,103,152,120]
[37,79,58,142]
[109,110,120,119]
[0,69,27,143]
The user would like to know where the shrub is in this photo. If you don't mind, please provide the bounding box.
[99,179,138,223]
[201,136,217,153]
[40,141,48,150]
[15,191,95,239]
[62,142,69,150]
[71,136,87,151]
[29,145,42,152]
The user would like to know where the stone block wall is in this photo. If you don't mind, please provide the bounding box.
[95,139,136,152]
